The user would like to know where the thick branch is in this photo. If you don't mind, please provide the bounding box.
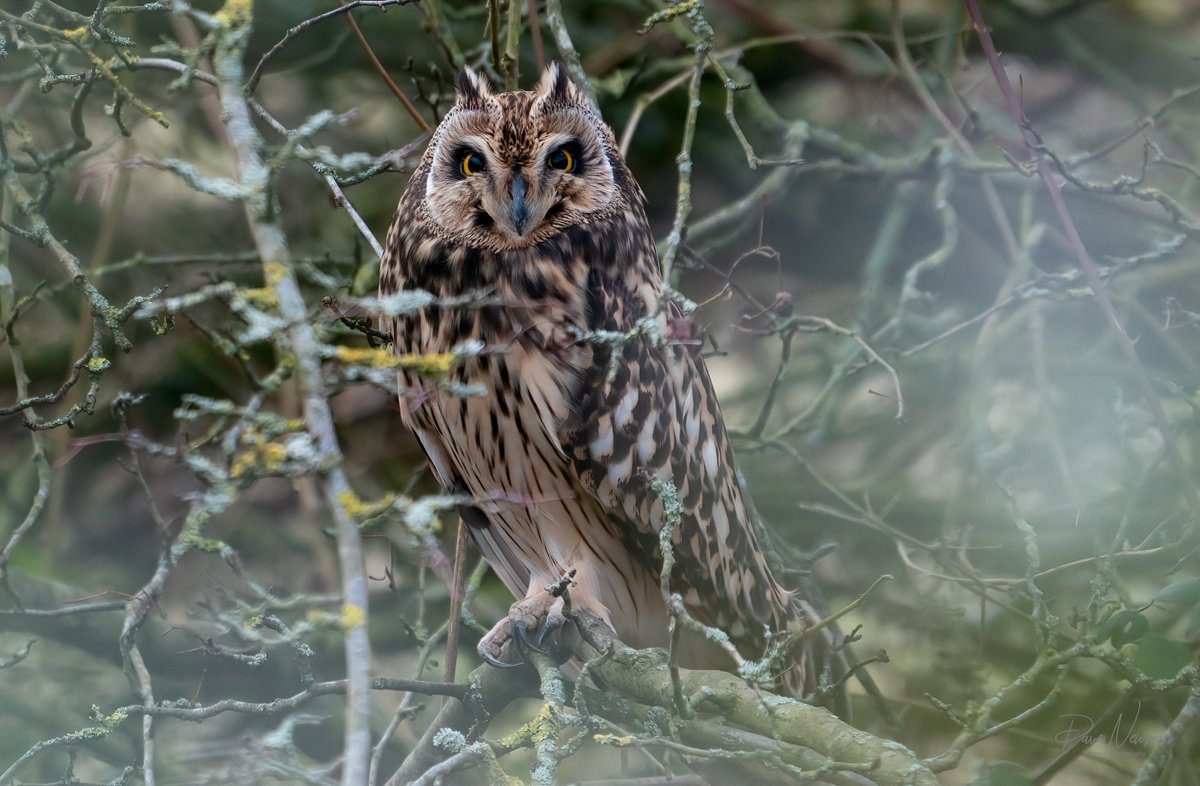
[392,612,935,786]
[571,613,936,786]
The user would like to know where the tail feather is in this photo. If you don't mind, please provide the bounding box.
[781,591,852,717]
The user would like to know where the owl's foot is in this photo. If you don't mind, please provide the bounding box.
[477,591,571,668]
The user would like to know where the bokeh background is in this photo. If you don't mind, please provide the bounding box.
[2,1,1200,784]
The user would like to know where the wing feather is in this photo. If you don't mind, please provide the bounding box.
[562,269,789,651]
[560,269,851,705]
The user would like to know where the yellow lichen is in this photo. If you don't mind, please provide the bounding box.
[61,26,89,42]
[338,490,396,521]
[214,0,254,27]
[334,346,397,368]
[497,704,557,748]
[263,261,286,286]
[398,352,458,376]
[305,609,335,626]
[181,533,227,552]
[340,604,365,630]
[484,759,525,786]
[528,703,558,744]
[241,287,279,309]
[104,708,128,726]
[229,436,287,478]
[593,733,635,746]
[229,452,255,479]
[333,345,459,376]
[90,706,128,732]
[87,356,110,373]
[258,442,286,469]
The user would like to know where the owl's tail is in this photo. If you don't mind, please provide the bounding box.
[775,576,857,718]
[740,490,882,718]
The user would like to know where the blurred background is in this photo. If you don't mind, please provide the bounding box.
[2,1,1200,784]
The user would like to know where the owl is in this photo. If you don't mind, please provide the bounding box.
[379,64,845,706]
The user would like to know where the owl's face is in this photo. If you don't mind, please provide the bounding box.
[422,65,621,251]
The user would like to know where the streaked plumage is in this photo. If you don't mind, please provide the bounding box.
[379,65,843,704]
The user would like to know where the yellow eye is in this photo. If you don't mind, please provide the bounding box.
[461,152,485,176]
[547,146,575,172]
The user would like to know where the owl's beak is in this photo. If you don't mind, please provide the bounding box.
[510,173,529,235]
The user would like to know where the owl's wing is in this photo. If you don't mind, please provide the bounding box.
[408,423,532,597]
[561,268,801,656]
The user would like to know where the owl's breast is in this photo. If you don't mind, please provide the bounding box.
[393,290,588,451]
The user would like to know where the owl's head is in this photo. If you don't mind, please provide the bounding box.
[421,64,626,251]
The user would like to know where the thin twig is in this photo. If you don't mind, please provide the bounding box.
[246,1,417,96]
[443,520,469,695]
[527,0,545,73]
[650,3,713,282]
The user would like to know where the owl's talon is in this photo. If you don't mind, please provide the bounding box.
[478,648,522,669]
[530,596,571,661]
[513,621,551,656]
[477,616,524,669]
[478,587,575,666]
[536,613,565,648]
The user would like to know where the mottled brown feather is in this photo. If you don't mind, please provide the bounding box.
[379,64,845,705]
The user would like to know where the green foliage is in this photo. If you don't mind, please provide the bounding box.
[1100,609,1150,648]
[1130,634,1193,681]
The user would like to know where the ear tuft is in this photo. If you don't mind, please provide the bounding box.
[455,67,492,108]
[536,62,582,107]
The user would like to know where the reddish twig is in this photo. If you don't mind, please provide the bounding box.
[964,0,1199,524]
[246,1,417,96]
[338,0,432,134]
[442,520,469,699]
[527,0,545,73]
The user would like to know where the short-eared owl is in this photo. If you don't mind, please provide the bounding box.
[380,64,842,703]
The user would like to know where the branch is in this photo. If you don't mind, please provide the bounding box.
[1131,685,1200,786]
[391,611,936,786]
[386,656,540,785]
[642,1,714,281]
[117,678,467,722]
[210,4,373,784]
[544,0,598,110]
[572,612,935,786]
